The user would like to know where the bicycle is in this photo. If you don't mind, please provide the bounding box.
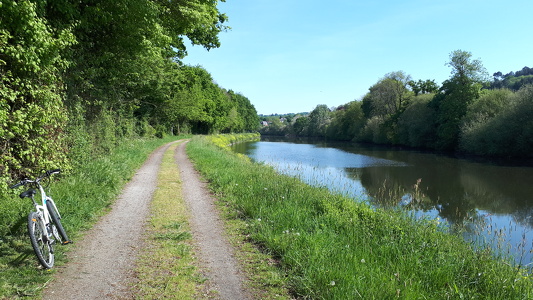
[10,169,71,269]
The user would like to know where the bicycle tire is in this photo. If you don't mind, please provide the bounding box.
[46,200,70,244]
[27,212,54,269]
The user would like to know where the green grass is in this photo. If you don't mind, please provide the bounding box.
[186,135,533,299]
[132,141,206,299]
[0,135,188,299]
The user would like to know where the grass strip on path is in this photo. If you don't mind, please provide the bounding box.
[186,135,533,299]
[133,138,292,300]
[133,141,204,299]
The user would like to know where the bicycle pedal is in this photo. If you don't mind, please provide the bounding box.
[62,240,73,245]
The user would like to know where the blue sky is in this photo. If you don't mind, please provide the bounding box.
[183,0,533,115]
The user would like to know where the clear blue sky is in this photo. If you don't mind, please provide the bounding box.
[183,0,533,115]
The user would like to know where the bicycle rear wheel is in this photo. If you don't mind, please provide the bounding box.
[46,200,70,244]
[28,212,54,269]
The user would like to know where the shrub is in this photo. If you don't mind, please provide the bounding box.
[460,85,533,156]
[397,94,437,148]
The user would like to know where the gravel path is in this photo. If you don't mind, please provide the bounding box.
[41,140,250,299]
[176,141,251,300]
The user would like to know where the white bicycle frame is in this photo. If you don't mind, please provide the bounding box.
[31,181,60,241]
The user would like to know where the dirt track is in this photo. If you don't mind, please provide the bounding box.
[42,141,250,299]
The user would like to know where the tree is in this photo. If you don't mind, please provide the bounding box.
[362,71,413,144]
[446,50,489,85]
[228,91,260,132]
[408,79,439,96]
[397,94,437,148]
[152,0,229,58]
[431,50,488,150]
[61,0,230,136]
[490,66,533,91]
[291,116,310,136]
[366,71,413,118]
[307,104,331,137]
[327,102,365,140]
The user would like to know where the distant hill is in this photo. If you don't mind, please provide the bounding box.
[490,66,533,90]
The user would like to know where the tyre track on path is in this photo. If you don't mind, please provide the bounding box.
[42,142,174,299]
[42,140,250,299]
[175,141,251,300]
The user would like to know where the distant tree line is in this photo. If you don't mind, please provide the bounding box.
[1,0,258,185]
[490,67,533,90]
[261,50,533,158]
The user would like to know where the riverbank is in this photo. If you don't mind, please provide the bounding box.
[187,135,533,299]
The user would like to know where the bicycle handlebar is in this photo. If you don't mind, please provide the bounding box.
[9,180,27,189]
[9,169,62,189]
[46,169,61,176]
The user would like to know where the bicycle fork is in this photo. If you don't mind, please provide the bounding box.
[30,198,54,248]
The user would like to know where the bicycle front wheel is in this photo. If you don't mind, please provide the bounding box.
[28,212,54,269]
[46,200,70,244]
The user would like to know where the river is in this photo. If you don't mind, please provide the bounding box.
[231,136,533,268]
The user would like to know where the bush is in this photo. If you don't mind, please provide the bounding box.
[359,116,389,144]
[397,94,437,148]
[0,0,75,187]
[460,85,533,156]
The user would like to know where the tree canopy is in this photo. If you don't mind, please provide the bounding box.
[1,0,258,184]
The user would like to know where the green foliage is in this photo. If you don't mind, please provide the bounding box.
[150,66,258,135]
[291,116,309,136]
[501,75,533,90]
[397,94,437,148]
[227,90,260,133]
[206,133,260,151]
[257,49,528,158]
[359,116,389,144]
[491,66,533,90]
[408,79,438,96]
[306,104,331,137]
[431,50,487,150]
[355,71,415,144]
[152,0,229,57]
[0,0,254,296]
[326,101,365,141]
[460,85,533,156]
[462,88,513,126]
[0,0,75,186]
[1,0,256,187]
[260,117,288,136]
[366,71,413,118]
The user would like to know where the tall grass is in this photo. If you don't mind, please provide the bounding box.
[187,135,533,299]
[0,135,187,298]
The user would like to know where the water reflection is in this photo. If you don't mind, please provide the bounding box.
[232,137,533,267]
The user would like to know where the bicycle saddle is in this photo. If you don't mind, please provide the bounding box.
[20,189,37,199]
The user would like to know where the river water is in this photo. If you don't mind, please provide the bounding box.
[231,136,533,268]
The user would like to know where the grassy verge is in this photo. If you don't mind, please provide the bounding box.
[186,135,533,299]
[0,135,188,299]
